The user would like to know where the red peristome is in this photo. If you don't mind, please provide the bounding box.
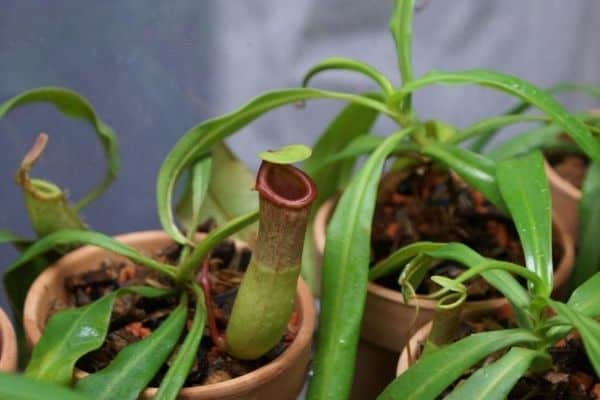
[255,161,317,209]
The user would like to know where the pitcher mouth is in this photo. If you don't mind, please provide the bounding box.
[255,161,317,209]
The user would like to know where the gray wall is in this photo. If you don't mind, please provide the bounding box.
[1,1,599,309]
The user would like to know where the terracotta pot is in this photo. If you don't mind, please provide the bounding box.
[545,108,600,243]
[545,160,581,243]
[396,321,432,376]
[0,308,17,372]
[24,230,315,400]
[314,196,574,399]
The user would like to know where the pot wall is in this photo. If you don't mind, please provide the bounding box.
[24,230,315,400]
[546,160,581,243]
[0,308,17,372]
[314,195,574,398]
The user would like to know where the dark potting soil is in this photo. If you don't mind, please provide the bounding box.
[53,239,297,387]
[546,151,589,190]
[371,165,563,299]
[423,318,600,399]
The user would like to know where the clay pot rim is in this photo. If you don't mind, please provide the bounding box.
[543,107,600,202]
[24,230,316,397]
[0,307,17,372]
[544,159,581,201]
[315,195,575,309]
[396,321,432,376]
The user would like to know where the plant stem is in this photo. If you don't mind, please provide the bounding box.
[198,258,225,349]
[225,162,316,359]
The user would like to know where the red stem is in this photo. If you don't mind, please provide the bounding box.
[198,258,225,350]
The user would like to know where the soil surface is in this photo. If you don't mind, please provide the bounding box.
[546,151,589,190]
[423,317,600,399]
[51,237,297,387]
[371,164,562,299]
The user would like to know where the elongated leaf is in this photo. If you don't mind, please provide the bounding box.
[452,114,548,145]
[422,243,532,329]
[258,144,312,164]
[486,124,563,160]
[176,143,258,243]
[470,83,600,152]
[423,243,530,310]
[4,230,176,317]
[420,142,507,212]
[389,0,415,111]
[304,101,381,200]
[308,135,387,175]
[0,230,29,246]
[568,272,600,317]
[444,347,541,400]
[302,100,380,292]
[545,272,600,340]
[189,156,212,233]
[154,286,206,400]
[569,163,600,289]
[157,88,393,245]
[0,373,88,400]
[496,152,552,294]
[76,294,188,400]
[178,210,259,280]
[302,57,394,96]
[0,87,119,210]
[307,130,411,400]
[399,70,600,164]
[26,287,170,384]
[368,241,445,280]
[378,329,540,400]
[548,300,600,376]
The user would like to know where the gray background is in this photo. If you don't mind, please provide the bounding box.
[1,0,600,310]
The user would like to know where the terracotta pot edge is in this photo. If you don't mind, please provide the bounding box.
[0,307,18,372]
[24,230,316,397]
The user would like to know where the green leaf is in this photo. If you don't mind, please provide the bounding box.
[0,230,29,246]
[568,272,600,317]
[569,163,600,290]
[470,83,600,152]
[4,230,176,318]
[75,293,188,400]
[0,373,88,400]
[420,142,507,212]
[0,87,120,211]
[485,124,563,160]
[399,70,600,164]
[389,0,416,110]
[545,273,600,340]
[307,135,389,175]
[176,143,258,243]
[377,329,540,400]
[302,57,394,97]
[25,286,170,385]
[154,285,206,400]
[452,114,549,145]
[496,152,552,295]
[189,156,213,233]
[178,210,259,281]
[444,347,542,400]
[547,300,600,376]
[303,98,381,201]
[307,129,411,400]
[368,241,445,281]
[157,87,392,244]
[258,144,312,164]
[423,243,531,328]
